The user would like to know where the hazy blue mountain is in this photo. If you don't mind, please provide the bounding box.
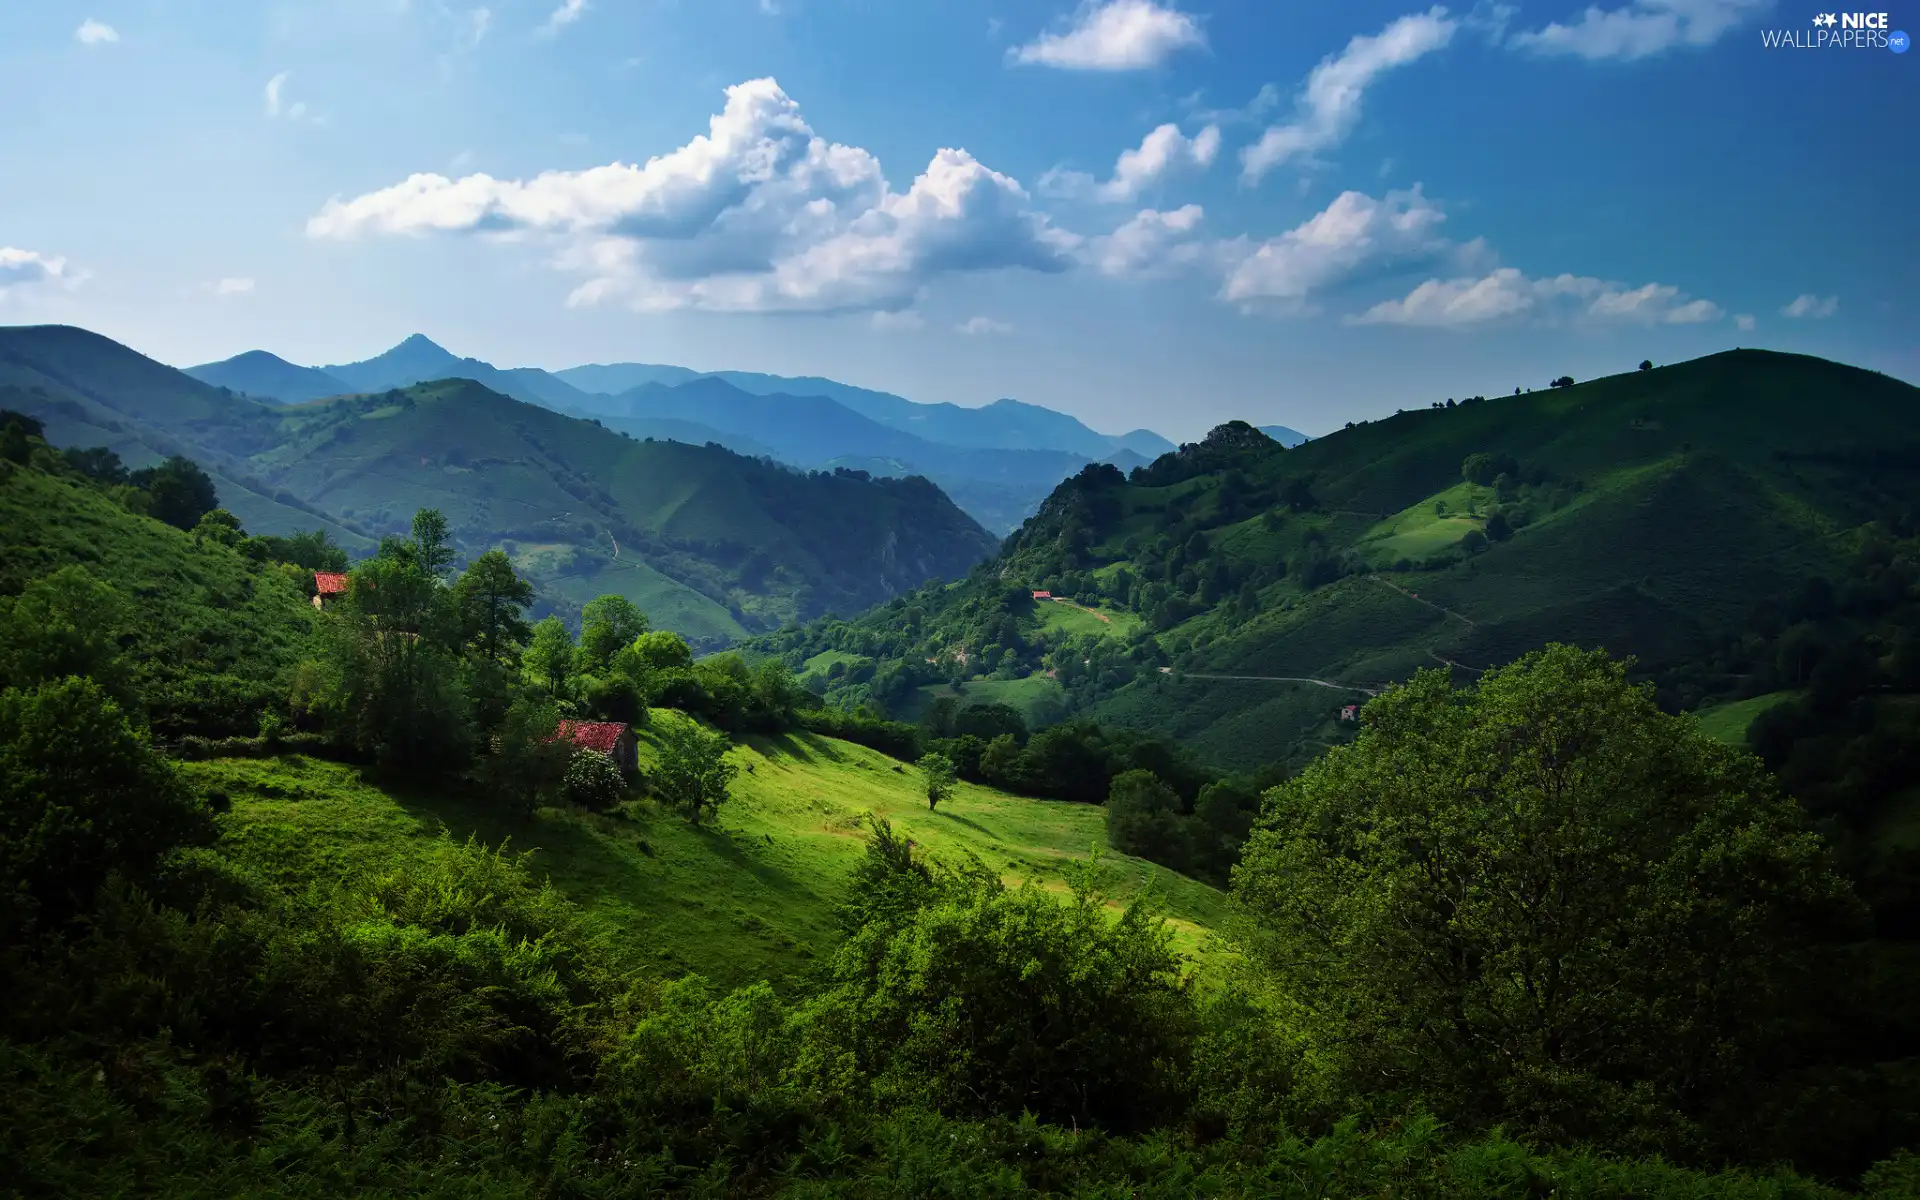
[322,335,594,412]
[185,350,354,404]
[1113,428,1178,457]
[554,362,704,394]
[559,360,1167,459]
[1259,424,1311,447]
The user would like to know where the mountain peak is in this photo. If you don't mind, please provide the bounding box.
[395,333,447,352]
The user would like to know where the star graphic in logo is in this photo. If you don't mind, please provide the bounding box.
[1813,11,1837,25]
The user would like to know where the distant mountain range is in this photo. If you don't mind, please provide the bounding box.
[183,335,1304,533]
[2,324,998,646]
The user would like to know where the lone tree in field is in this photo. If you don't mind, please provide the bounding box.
[1233,644,1862,1153]
[918,751,957,811]
[1640,359,1654,371]
[653,718,738,825]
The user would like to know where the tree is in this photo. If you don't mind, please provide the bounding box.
[410,508,456,579]
[0,566,133,707]
[192,508,245,547]
[525,616,576,698]
[1550,375,1575,389]
[575,594,649,675]
[653,718,738,824]
[1232,646,1863,1151]
[131,456,218,530]
[751,659,801,728]
[0,678,213,938]
[1484,510,1513,542]
[479,695,571,820]
[454,550,535,665]
[302,553,472,769]
[626,630,694,673]
[918,752,958,810]
[1460,529,1488,555]
[1640,359,1654,371]
[62,445,128,484]
[1105,768,1183,861]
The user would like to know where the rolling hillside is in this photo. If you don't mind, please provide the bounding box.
[757,350,1920,771]
[196,710,1229,989]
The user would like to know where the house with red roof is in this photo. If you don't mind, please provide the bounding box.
[1339,704,1359,723]
[1031,590,1051,600]
[312,572,349,608]
[553,720,638,774]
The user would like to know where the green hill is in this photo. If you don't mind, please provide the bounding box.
[1,326,1000,643]
[193,711,1229,989]
[756,350,1920,771]
[0,451,317,737]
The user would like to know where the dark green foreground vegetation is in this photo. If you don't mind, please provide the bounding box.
[5,406,1920,1195]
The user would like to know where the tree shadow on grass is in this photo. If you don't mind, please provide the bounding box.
[934,809,997,839]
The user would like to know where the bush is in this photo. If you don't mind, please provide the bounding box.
[0,677,214,938]
[564,749,625,811]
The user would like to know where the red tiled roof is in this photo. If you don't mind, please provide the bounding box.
[553,720,628,755]
[1031,590,1051,599]
[315,572,350,595]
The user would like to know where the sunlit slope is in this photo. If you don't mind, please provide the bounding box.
[195,714,1227,990]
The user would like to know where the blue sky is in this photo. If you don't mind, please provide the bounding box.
[0,0,1911,441]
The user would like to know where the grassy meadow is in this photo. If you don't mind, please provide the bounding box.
[193,710,1231,992]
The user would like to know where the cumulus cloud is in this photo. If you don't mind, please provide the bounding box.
[1509,0,1768,60]
[1734,313,1755,331]
[307,78,1079,315]
[1009,0,1205,70]
[1352,267,1723,328]
[1041,123,1221,203]
[1220,186,1454,305]
[1781,293,1838,319]
[541,0,587,34]
[0,248,83,301]
[957,316,1013,335]
[1084,205,1211,276]
[1242,8,1457,183]
[76,19,119,45]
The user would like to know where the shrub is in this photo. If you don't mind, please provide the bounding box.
[565,749,625,811]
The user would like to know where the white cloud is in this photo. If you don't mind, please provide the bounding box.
[1781,293,1838,319]
[1509,0,1768,60]
[540,0,587,34]
[1242,8,1457,183]
[0,248,84,301]
[1041,123,1220,203]
[1734,313,1755,331]
[265,72,289,117]
[208,277,256,297]
[1009,0,1205,70]
[1187,82,1282,126]
[957,316,1013,335]
[463,6,492,48]
[1352,266,1723,328]
[75,19,119,45]
[1085,205,1210,276]
[307,77,1079,315]
[870,309,924,330]
[1220,186,1453,305]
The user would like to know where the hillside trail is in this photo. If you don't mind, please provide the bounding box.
[1046,596,1111,623]
[1368,574,1476,627]
[1156,666,1381,695]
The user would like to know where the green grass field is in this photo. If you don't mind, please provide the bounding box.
[1356,481,1494,565]
[537,553,748,644]
[189,713,1229,992]
[798,648,871,680]
[906,673,1069,726]
[1035,597,1142,639]
[1694,690,1799,747]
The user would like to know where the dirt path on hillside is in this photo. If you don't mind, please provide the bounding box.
[1369,574,1477,628]
[1047,597,1110,623]
[1157,667,1381,695]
